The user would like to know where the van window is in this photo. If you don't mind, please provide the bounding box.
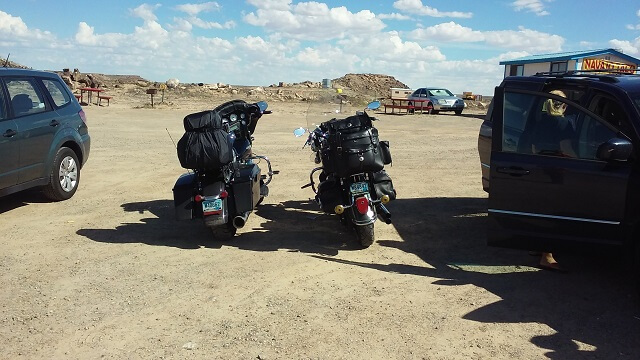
[502,91,617,160]
[5,78,47,117]
[42,79,70,107]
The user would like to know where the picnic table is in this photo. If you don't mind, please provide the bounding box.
[383,98,433,114]
[79,87,104,105]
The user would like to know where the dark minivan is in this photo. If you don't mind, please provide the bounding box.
[0,68,90,200]
[477,71,640,272]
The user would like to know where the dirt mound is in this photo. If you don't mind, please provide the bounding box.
[332,73,409,98]
[1,59,30,69]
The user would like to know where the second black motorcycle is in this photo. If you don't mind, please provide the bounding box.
[294,100,396,247]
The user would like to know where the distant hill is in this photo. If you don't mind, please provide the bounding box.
[332,73,409,98]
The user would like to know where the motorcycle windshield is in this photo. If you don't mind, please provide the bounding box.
[304,89,345,130]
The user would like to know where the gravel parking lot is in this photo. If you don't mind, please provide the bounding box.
[1,100,639,359]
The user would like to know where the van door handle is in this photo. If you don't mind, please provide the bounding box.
[50,120,60,127]
[497,166,530,176]
[3,129,17,137]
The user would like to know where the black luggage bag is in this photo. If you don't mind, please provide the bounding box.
[320,114,384,177]
[177,109,233,170]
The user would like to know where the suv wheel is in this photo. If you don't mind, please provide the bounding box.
[43,147,80,201]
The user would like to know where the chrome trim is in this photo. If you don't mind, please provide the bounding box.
[481,162,490,168]
[488,209,620,225]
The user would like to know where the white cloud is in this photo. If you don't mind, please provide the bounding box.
[483,26,564,52]
[187,17,236,29]
[393,0,472,18]
[130,4,161,22]
[175,2,220,16]
[0,10,54,40]
[408,22,563,52]
[246,0,292,11]
[339,32,446,62]
[609,37,640,56]
[244,2,386,41]
[377,13,411,21]
[511,0,550,16]
[410,22,483,42]
[627,9,640,30]
[579,41,595,48]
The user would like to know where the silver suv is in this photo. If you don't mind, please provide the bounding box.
[0,68,90,200]
[408,87,465,114]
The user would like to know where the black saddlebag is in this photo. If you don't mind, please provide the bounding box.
[316,178,342,213]
[379,140,392,165]
[372,170,396,201]
[231,163,261,214]
[320,114,384,177]
[177,110,233,170]
[173,172,196,220]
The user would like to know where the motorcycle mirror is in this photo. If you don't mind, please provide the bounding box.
[366,101,381,110]
[293,127,307,137]
[256,101,268,112]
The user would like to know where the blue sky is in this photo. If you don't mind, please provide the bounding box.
[1,0,640,95]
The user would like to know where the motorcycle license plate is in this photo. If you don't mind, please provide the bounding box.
[350,181,369,194]
[202,197,223,215]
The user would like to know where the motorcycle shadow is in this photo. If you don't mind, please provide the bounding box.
[76,198,360,254]
[76,199,216,249]
[232,200,363,255]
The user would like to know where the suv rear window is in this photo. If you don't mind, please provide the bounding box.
[42,79,70,107]
[0,86,6,120]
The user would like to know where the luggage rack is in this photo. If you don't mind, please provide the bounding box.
[534,69,640,83]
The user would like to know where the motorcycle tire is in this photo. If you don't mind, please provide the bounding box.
[211,223,237,240]
[355,223,375,248]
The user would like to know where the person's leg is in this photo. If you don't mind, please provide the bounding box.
[540,252,566,272]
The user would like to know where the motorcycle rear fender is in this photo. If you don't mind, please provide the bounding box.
[202,180,230,227]
[348,194,377,226]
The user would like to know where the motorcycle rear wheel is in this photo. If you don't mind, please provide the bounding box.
[355,223,375,248]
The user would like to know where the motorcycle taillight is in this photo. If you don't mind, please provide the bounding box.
[219,190,228,199]
[355,197,369,215]
[194,195,204,202]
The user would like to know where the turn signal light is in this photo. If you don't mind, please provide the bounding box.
[355,197,369,215]
[381,195,390,204]
[194,194,204,202]
[334,205,345,215]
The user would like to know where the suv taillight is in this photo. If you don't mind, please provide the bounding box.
[79,109,87,123]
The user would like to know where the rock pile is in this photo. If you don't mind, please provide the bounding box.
[332,73,410,98]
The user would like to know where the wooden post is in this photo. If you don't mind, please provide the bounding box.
[146,88,158,108]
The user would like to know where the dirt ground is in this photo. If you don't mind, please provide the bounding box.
[1,91,640,360]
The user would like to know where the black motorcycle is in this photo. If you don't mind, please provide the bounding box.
[173,100,276,238]
[294,100,396,247]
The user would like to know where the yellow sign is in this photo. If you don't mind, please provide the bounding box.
[582,58,637,73]
[336,88,342,94]
[159,83,168,90]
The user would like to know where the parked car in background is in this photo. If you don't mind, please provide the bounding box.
[477,70,640,292]
[408,87,465,114]
[0,68,90,200]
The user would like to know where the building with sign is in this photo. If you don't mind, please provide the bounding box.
[499,48,640,77]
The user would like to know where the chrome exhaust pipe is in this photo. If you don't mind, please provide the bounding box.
[232,212,250,229]
[376,204,392,224]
